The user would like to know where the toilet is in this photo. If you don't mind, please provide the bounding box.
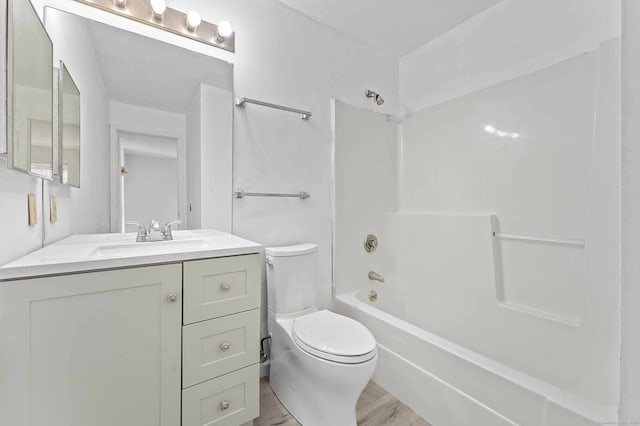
[266,243,377,426]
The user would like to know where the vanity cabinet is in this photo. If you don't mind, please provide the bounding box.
[0,253,261,426]
[182,254,261,426]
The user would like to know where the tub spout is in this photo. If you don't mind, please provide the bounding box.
[368,271,384,283]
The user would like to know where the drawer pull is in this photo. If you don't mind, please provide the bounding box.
[219,400,230,411]
[221,283,232,292]
[220,342,231,352]
[167,293,178,303]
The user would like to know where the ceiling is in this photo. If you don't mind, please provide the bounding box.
[86,16,232,113]
[273,0,502,58]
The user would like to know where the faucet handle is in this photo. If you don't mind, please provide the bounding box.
[126,221,148,242]
[126,221,146,232]
[162,220,182,240]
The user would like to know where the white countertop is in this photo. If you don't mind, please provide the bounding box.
[0,229,263,281]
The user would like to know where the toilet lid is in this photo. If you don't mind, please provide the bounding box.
[292,310,377,363]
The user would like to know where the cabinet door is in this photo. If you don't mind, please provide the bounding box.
[0,264,182,426]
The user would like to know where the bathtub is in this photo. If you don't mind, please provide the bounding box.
[335,291,616,426]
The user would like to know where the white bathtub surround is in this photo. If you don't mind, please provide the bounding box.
[334,37,620,426]
[336,292,614,426]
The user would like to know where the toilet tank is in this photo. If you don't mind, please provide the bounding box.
[266,243,318,314]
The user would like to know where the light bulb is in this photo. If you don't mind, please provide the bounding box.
[150,0,166,19]
[186,10,201,32]
[114,0,126,8]
[216,20,233,41]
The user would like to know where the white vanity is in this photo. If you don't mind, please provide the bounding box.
[0,230,262,426]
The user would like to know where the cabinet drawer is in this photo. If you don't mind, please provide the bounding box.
[182,364,259,426]
[182,310,259,388]
[183,254,261,325]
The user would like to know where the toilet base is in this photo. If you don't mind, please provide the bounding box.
[268,313,377,426]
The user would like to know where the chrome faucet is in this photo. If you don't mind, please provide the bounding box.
[126,220,182,242]
[368,271,384,283]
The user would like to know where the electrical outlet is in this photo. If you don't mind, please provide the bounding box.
[50,196,58,222]
[27,194,37,226]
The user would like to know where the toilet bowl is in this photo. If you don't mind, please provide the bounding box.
[266,244,377,426]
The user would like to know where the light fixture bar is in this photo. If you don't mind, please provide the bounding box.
[73,0,235,53]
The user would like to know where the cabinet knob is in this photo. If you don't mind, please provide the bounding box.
[220,342,231,352]
[219,400,230,411]
[167,293,178,303]
[221,283,231,292]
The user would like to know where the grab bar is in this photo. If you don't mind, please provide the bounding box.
[234,189,310,199]
[492,232,585,247]
[235,97,312,120]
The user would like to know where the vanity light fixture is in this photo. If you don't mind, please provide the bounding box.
[186,10,201,32]
[216,20,233,42]
[72,0,236,52]
[149,0,166,20]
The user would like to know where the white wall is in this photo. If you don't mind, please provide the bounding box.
[333,100,398,297]
[399,0,621,113]
[186,84,233,232]
[124,153,178,227]
[620,0,640,423]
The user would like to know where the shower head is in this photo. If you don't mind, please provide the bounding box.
[365,89,384,105]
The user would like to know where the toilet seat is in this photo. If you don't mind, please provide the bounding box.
[292,310,377,364]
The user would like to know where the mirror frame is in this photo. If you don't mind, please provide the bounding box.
[58,61,81,187]
[7,0,55,180]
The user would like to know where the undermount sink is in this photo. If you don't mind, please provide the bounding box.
[94,238,207,257]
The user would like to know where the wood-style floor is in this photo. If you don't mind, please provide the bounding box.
[254,377,430,426]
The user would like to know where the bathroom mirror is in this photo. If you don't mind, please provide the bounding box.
[8,0,54,179]
[44,7,233,233]
[58,62,81,187]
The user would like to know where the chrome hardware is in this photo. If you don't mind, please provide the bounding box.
[235,97,312,120]
[220,342,231,352]
[369,290,378,302]
[126,221,149,242]
[167,293,178,303]
[368,271,384,283]
[364,234,378,253]
[365,89,385,106]
[162,220,182,241]
[147,219,163,241]
[221,283,232,292]
[235,189,310,200]
[126,219,182,242]
[219,400,230,411]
